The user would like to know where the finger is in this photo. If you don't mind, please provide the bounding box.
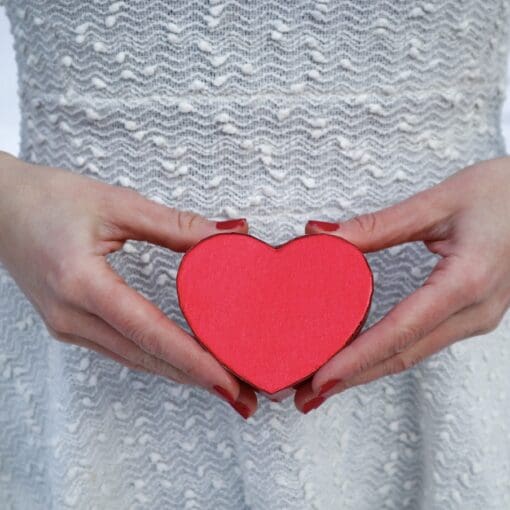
[81,258,242,401]
[309,255,474,394]
[294,379,319,413]
[294,299,485,412]
[68,309,196,385]
[105,187,248,252]
[227,381,259,420]
[311,297,502,401]
[47,316,187,381]
[305,186,452,253]
[53,331,148,373]
[56,315,261,415]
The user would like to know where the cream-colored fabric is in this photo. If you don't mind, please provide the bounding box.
[1,1,510,508]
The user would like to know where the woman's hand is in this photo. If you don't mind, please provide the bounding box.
[0,151,257,419]
[294,156,510,414]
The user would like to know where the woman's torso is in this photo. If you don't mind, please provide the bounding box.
[2,1,510,509]
[6,0,510,233]
[6,0,510,330]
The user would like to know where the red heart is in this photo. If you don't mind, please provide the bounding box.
[176,233,373,394]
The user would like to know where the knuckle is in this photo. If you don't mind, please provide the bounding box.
[44,305,71,336]
[130,328,162,359]
[476,303,503,335]
[50,331,70,343]
[389,353,421,374]
[45,322,70,343]
[336,379,354,392]
[405,353,424,370]
[175,209,201,232]
[353,212,378,236]
[396,325,421,351]
[169,370,190,385]
[476,323,495,336]
[186,363,202,382]
[354,352,373,374]
[177,356,201,380]
[479,319,498,336]
[127,308,174,361]
[387,355,408,374]
[137,351,163,374]
[47,258,87,303]
[138,352,189,384]
[389,316,425,355]
[46,325,63,341]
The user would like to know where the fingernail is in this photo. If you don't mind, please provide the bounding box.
[307,220,340,232]
[302,396,326,414]
[231,400,251,420]
[216,218,246,230]
[318,378,342,396]
[213,385,236,405]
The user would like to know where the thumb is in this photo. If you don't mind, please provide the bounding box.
[106,186,248,252]
[305,190,445,252]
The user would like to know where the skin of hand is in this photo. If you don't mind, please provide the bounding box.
[293,156,510,414]
[0,151,258,420]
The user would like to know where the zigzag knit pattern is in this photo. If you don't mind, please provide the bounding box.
[1,1,510,508]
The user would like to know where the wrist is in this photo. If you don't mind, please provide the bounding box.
[0,152,32,264]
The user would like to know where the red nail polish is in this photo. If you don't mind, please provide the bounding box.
[231,401,251,420]
[213,385,235,405]
[216,218,246,230]
[318,378,342,396]
[307,220,340,232]
[302,396,325,414]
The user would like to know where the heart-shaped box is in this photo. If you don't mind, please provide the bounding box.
[176,232,373,395]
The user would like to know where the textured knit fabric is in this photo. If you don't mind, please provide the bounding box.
[2,1,510,509]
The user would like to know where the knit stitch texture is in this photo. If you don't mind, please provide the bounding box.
[1,1,510,509]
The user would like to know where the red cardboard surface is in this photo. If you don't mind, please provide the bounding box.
[176,233,373,394]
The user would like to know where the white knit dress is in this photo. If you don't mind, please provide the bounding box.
[1,1,510,509]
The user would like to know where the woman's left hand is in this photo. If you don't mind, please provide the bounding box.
[294,156,510,414]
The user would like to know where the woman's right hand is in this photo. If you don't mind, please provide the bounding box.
[0,151,257,419]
